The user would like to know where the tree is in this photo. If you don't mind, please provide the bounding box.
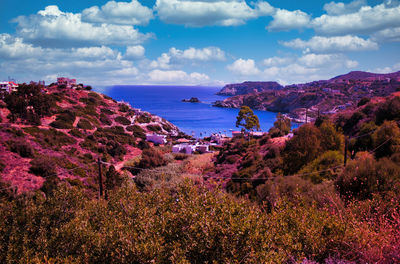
[236,106,260,133]
[269,113,291,138]
[105,165,123,191]
[283,124,322,174]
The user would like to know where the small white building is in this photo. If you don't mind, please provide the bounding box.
[57,77,77,88]
[0,81,18,93]
[172,143,210,154]
[146,134,167,145]
[172,144,196,154]
[210,133,229,144]
[250,131,266,138]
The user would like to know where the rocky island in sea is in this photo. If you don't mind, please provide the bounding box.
[181,97,201,103]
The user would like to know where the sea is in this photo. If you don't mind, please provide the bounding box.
[100,85,278,138]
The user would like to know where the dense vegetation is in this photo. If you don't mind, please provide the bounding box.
[1,84,400,263]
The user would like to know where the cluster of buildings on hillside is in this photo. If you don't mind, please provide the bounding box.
[145,131,269,155]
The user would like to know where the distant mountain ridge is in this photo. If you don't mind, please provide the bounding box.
[330,70,400,81]
[217,81,283,96]
[214,70,400,122]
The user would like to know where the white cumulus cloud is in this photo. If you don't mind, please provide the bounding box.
[124,45,145,59]
[372,27,400,42]
[323,0,367,16]
[12,5,152,47]
[148,69,210,84]
[150,46,226,69]
[227,59,260,75]
[312,2,400,36]
[282,35,379,53]
[82,0,153,25]
[263,56,294,66]
[169,47,225,61]
[155,0,274,27]
[267,9,311,31]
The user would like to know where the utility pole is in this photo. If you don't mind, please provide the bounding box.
[98,157,103,198]
[305,108,308,124]
[344,136,349,166]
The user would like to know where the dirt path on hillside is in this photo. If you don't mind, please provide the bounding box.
[114,146,142,172]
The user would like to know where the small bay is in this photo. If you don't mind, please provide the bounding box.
[102,85,278,137]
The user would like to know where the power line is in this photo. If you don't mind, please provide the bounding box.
[204,165,344,181]
[349,129,377,140]
[369,136,394,154]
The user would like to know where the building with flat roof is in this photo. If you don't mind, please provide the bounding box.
[57,77,76,88]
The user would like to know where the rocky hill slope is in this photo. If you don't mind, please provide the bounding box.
[216,81,283,96]
[331,70,400,81]
[0,84,179,193]
[214,71,400,121]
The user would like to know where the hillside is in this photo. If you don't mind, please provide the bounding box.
[216,81,283,96]
[214,70,400,122]
[0,81,399,263]
[331,70,400,81]
[0,83,179,193]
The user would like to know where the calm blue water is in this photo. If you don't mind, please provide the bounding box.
[101,85,277,137]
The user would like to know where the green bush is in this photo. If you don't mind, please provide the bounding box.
[375,96,400,124]
[105,140,127,158]
[298,151,343,184]
[69,128,85,138]
[134,163,183,191]
[283,124,322,174]
[4,127,24,137]
[372,120,400,158]
[357,97,370,107]
[100,108,114,115]
[269,113,291,138]
[336,152,400,200]
[88,92,101,100]
[174,153,189,161]
[115,116,131,126]
[118,103,130,112]
[29,156,57,177]
[24,127,77,148]
[319,121,343,151]
[50,110,76,129]
[126,125,145,139]
[137,148,167,170]
[136,113,152,123]
[349,121,377,154]
[0,160,5,173]
[80,136,99,153]
[94,126,136,146]
[7,140,35,158]
[146,124,161,132]
[0,181,396,263]
[100,113,112,125]
[77,118,93,130]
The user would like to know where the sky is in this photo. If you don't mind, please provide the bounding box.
[1,0,400,86]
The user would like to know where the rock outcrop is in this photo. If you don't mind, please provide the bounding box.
[217,81,283,96]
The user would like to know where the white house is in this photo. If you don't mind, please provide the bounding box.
[0,81,18,93]
[146,134,167,145]
[57,77,77,88]
[172,143,210,154]
[172,144,196,154]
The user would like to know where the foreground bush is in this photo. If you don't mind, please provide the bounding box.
[7,140,35,158]
[0,181,380,263]
[336,152,400,200]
